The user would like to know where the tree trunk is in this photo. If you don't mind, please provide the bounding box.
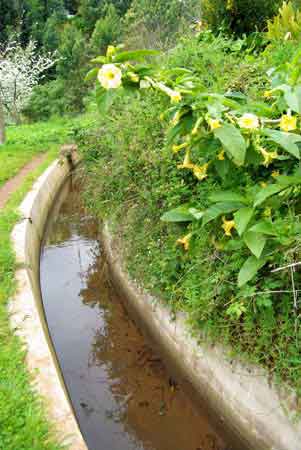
[0,99,5,145]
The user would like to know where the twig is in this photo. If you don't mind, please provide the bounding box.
[271,262,301,273]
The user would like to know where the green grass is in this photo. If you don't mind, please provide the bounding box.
[0,114,95,188]
[0,114,98,449]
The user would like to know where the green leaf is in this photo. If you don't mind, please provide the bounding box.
[262,129,301,159]
[113,49,159,63]
[209,190,249,204]
[214,124,247,166]
[202,202,244,226]
[234,207,254,236]
[244,231,267,258]
[188,208,204,220]
[161,205,196,222]
[96,87,115,113]
[276,175,301,186]
[91,56,107,64]
[284,87,301,113]
[214,159,230,180]
[249,220,278,236]
[238,256,267,287]
[85,67,99,82]
[254,184,283,207]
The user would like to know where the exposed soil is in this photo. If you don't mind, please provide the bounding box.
[0,154,46,209]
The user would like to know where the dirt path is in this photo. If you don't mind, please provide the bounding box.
[0,154,47,210]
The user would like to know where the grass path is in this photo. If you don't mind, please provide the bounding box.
[0,154,47,209]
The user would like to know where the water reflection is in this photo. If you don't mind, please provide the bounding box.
[40,184,227,450]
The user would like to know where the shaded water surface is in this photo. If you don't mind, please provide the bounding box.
[40,181,229,450]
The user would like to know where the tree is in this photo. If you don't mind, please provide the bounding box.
[0,37,56,143]
[90,3,120,53]
[56,24,87,111]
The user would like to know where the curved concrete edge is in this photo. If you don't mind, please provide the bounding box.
[102,224,301,450]
[9,157,88,450]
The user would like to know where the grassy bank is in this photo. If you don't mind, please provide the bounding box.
[0,114,94,449]
[0,114,95,188]
[79,32,301,398]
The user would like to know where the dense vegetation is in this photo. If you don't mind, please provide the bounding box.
[2,1,301,448]
[78,3,301,398]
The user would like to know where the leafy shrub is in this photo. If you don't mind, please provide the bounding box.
[202,0,282,35]
[267,1,301,41]
[79,35,301,395]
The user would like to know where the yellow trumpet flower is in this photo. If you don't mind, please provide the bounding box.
[222,217,235,237]
[177,150,194,170]
[280,114,297,132]
[106,45,116,57]
[172,142,189,153]
[128,72,139,83]
[207,118,221,131]
[176,233,192,251]
[271,170,280,178]
[192,163,209,181]
[259,147,278,167]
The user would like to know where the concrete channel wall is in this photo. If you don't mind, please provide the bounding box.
[8,156,301,450]
[9,157,88,450]
[102,225,301,450]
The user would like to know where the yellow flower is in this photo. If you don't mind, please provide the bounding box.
[222,217,235,237]
[238,113,259,130]
[106,45,116,57]
[263,90,273,99]
[259,147,278,167]
[192,163,209,181]
[263,207,272,218]
[176,233,192,251]
[280,114,297,132]
[177,150,194,170]
[172,142,189,153]
[156,82,182,103]
[128,72,139,83]
[98,64,122,89]
[271,170,280,178]
[260,181,267,188]
[208,118,221,131]
[217,150,225,160]
[169,90,182,103]
[194,20,203,32]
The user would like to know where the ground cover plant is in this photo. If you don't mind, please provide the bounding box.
[79,3,301,397]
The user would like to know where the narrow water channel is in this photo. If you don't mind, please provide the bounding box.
[40,179,230,450]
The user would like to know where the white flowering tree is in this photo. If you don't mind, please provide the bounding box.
[0,38,56,144]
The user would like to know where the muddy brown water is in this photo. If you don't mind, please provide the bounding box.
[40,180,231,450]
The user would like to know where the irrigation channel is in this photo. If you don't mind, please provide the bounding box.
[40,176,232,450]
